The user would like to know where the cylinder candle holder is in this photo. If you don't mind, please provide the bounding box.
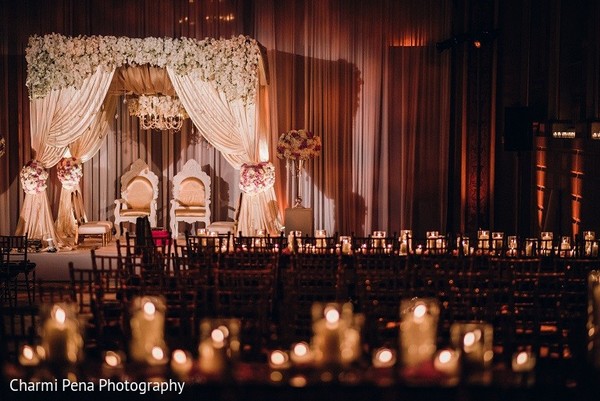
[129,296,166,364]
[492,232,504,254]
[450,322,494,370]
[477,230,490,251]
[41,302,83,366]
[198,318,240,376]
[372,231,386,249]
[399,230,412,255]
[540,232,553,256]
[339,236,352,255]
[399,298,439,368]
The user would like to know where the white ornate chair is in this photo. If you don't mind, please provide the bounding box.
[169,159,211,239]
[113,159,159,238]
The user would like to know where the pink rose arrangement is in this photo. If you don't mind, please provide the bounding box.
[276,129,321,160]
[239,161,275,194]
[20,159,49,195]
[57,157,83,190]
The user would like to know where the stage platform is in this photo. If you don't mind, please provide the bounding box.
[27,237,184,281]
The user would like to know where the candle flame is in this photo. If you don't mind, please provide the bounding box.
[104,351,121,367]
[376,348,393,364]
[172,349,187,364]
[516,351,528,365]
[54,306,66,324]
[293,342,309,357]
[463,332,476,347]
[324,307,340,323]
[270,350,287,366]
[22,346,34,360]
[143,300,156,316]
[438,350,453,363]
[211,328,225,343]
[151,346,165,360]
[413,304,427,318]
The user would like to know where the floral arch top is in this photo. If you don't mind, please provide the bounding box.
[25,33,262,104]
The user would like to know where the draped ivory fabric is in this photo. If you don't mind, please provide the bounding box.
[55,95,118,238]
[167,66,282,235]
[16,67,115,244]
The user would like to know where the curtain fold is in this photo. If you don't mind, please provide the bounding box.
[16,67,115,244]
[55,95,118,238]
[167,66,282,235]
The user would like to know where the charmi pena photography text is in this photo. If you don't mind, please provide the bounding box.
[9,378,185,395]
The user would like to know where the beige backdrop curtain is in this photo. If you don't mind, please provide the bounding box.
[55,95,118,238]
[16,66,115,244]
[167,66,281,235]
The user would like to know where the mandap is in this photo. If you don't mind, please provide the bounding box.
[17,33,282,245]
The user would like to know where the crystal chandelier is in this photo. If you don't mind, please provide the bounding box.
[128,94,189,131]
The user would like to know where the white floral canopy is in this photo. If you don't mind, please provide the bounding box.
[18,33,281,244]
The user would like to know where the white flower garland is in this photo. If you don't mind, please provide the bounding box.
[20,160,49,195]
[57,157,83,190]
[26,33,262,104]
[239,162,275,195]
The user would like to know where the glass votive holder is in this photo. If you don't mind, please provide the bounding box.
[399,298,440,368]
[290,341,314,366]
[339,236,352,255]
[477,230,490,250]
[589,271,600,368]
[506,235,518,256]
[456,236,470,256]
[372,231,386,248]
[129,295,166,364]
[400,229,413,255]
[492,232,504,252]
[433,348,460,376]
[426,231,439,250]
[41,302,83,365]
[450,322,494,369]
[524,238,538,256]
[540,232,553,255]
[198,318,240,376]
[315,229,327,249]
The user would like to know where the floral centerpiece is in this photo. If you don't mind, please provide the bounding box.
[276,129,321,207]
[0,136,5,158]
[20,160,49,195]
[276,129,321,160]
[57,157,83,190]
[239,162,275,195]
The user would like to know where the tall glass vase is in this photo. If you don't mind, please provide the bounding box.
[292,158,305,208]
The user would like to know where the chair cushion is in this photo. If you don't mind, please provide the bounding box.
[78,223,110,235]
[126,177,154,209]
[178,177,206,207]
[120,209,150,217]
[174,206,206,217]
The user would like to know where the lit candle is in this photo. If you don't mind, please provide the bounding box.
[372,347,396,368]
[42,304,81,364]
[198,327,227,376]
[315,229,327,249]
[399,299,439,368]
[433,348,460,376]
[415,245,423,255]
[102,350,124,376]
[129,297,166,363]
[19,345,40,367]
[400,230,412,254]
[339,236,352,255]
[373,231,386,249]
[290,342,314,366]
[171,349,193,378]
[451,322,494,369]
[511,351,536,372]
[312,304,343,366]
[426,231,439,250]
[269,350,291,370]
